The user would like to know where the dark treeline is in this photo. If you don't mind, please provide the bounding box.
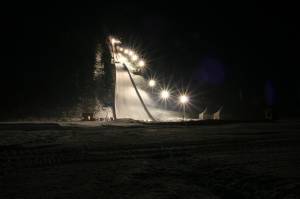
[0,9,113,120]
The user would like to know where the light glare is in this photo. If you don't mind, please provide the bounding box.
[179,95,189,104]
[138,60,145,67]
[128,50,134,56]
[160,90,170,99]
[148,79,156,87]
[131,54,138,61]
[111,38,121,44]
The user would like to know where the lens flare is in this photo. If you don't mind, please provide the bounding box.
[138,60,145,67]
[160,90,170,100]
[148,79,156,87]
[179,95,189,104]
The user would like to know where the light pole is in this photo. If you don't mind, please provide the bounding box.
[160,89,170,109]
[148,79,156,93]
[179,95,189,121]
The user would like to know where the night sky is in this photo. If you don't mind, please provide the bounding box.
[0,2,299,119]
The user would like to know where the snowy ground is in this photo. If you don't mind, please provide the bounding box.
[0,121,300,198]
[115,63,152,120]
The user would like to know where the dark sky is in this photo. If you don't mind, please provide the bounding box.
[1,2,299,118]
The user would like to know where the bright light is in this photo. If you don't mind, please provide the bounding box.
[124,49,129,54]
[131,54,138,61]
[138,60,145,67]
[128,50,134,56]
[179,95,189,104]
[160,90,170,100]
[111,38,121,44]
[119,47,123,52]
[148,79,156,87]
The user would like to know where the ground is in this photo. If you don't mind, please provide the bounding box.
[0,121,300,198]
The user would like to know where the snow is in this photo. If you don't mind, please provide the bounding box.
[0,121,300,198]
[115,63,151,120]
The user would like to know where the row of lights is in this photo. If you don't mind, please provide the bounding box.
[117,46,145,68]
[148,80,189,105]
[111,37,190,119]
[156,85,190,120]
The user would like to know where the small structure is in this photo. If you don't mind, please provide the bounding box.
[199,107,209,120]
[199,106,223,120]
[82,112,96,121]
[213,106,223,120]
